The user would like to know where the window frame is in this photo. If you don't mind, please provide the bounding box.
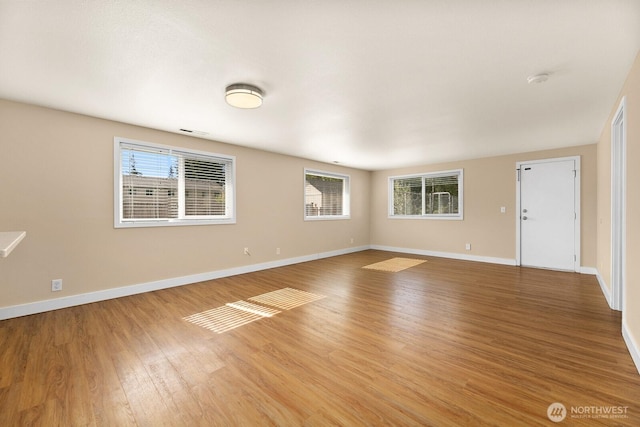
[388,169,463,220]
[114,137,236,228]
[304,168,351,221]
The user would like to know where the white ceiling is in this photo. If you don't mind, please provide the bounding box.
[1,1,638,170]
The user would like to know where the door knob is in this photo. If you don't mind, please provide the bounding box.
[522,209,528,213]
[522,216,528,220]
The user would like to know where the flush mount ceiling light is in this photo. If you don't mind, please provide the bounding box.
[225,83,263,109]
[527,73,549,84]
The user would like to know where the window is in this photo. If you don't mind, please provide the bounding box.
[304,169,350,220]
[389,169,463,219]
[114,137,235,227]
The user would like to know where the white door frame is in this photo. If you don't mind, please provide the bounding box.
[611,97,626,311]
[515,156,581,271]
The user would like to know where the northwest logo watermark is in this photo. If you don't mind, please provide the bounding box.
[547,402,629,422]
[547,403,566,423]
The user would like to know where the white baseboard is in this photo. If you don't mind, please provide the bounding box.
[0,244,610,321]
[369,245,517,266]
[594,271,613,309]
[579,266,598,275]
[622,321,640,375]
[0,245,368,321]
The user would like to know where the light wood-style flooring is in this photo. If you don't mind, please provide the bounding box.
[1,250,639,426]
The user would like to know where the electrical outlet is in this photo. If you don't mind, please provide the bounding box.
[276,247,281,255]
[244,247,250,255]
[350,237,354,244]
[465,243,471,251]
[51,279,63,292]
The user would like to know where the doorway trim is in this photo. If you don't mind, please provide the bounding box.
[515,156,581,271]
[611,97,626,312]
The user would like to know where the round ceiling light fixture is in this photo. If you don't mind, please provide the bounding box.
[527,73,549,84]
[225,83,263,109]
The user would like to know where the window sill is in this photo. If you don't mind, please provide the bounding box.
[115,218,236,228]
[304,215,351,221]
[388,215,463,220]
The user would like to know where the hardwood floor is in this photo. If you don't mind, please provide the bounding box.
[1,250,639,426]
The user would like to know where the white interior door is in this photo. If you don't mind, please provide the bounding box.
[518,158,579,271]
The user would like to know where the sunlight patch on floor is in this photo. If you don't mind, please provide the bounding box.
[226,300,281,317]
[248,287,326,310]
[362,257,426,272]
[183,305,265,334]
[183,288,325,334]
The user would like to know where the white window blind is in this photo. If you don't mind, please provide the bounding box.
[121,144,179,220]
[115,138,235,227]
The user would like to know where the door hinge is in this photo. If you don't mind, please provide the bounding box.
[516,169,521,182]
[573,169,577,178]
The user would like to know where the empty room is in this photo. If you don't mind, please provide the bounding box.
[1,1,640,425]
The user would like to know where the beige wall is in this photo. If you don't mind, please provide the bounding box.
[0,85,619,327]
[4,54,638,367]
[0,99,371,308]
[371,145,597,266]
[597,52,640,349]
